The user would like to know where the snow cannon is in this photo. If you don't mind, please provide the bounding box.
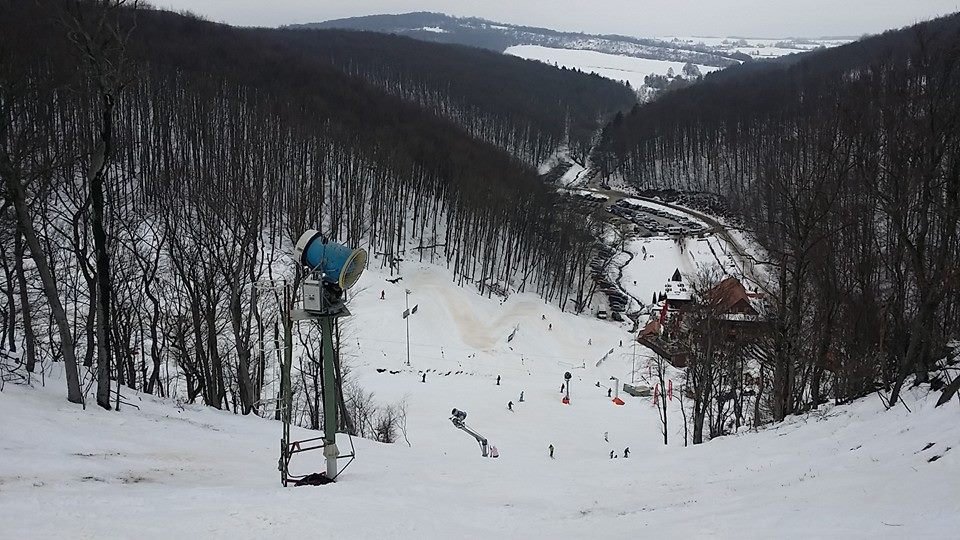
[294,230,367,290]
[449,409,489,457]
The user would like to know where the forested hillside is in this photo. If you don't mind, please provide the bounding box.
[0,1,616,410]
[593,14,960,413]
[269,28,637,164]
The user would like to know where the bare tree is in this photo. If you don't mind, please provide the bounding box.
[62,0,139,408]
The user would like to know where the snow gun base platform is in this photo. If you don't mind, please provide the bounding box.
[279,434,355,487]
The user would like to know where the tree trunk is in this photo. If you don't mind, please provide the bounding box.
[2,167,82,403]
[14,227,37,373]
[91,102,114,410]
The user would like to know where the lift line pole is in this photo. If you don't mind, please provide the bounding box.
[405,289,411,367]
[402,289,417,367]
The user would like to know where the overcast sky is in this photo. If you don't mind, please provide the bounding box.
[152,1,960,38]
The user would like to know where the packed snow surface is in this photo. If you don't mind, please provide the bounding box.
[2,252,958,538]
[505,45,718,89]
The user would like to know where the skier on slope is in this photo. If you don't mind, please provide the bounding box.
[507,401,513,411]
[549,444,555,458]
[624,447,630,458]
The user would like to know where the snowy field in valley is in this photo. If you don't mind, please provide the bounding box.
[2,240,958,538]
[506,45,719,89]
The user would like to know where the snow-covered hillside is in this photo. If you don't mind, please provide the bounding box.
[660,36,853,59]
[506,45,719,89]
[2,243,958,538]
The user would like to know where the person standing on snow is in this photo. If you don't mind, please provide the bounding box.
[607,388,612,398]
[623,447,630,458]
[496,375,501,386]
[519,391,524,402]
[549,444,555,458]
[560,383,565,393]
[421,372,426,383]
[380,290,385,300]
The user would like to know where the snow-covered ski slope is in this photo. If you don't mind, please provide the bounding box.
[2,246,958,538]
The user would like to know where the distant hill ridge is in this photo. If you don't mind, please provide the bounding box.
[288,12,750,67]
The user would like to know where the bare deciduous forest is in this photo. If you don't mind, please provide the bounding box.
[594,14,960,419]
[0,1,627,418]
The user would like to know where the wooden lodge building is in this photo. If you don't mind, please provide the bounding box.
[638,275,766,368]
